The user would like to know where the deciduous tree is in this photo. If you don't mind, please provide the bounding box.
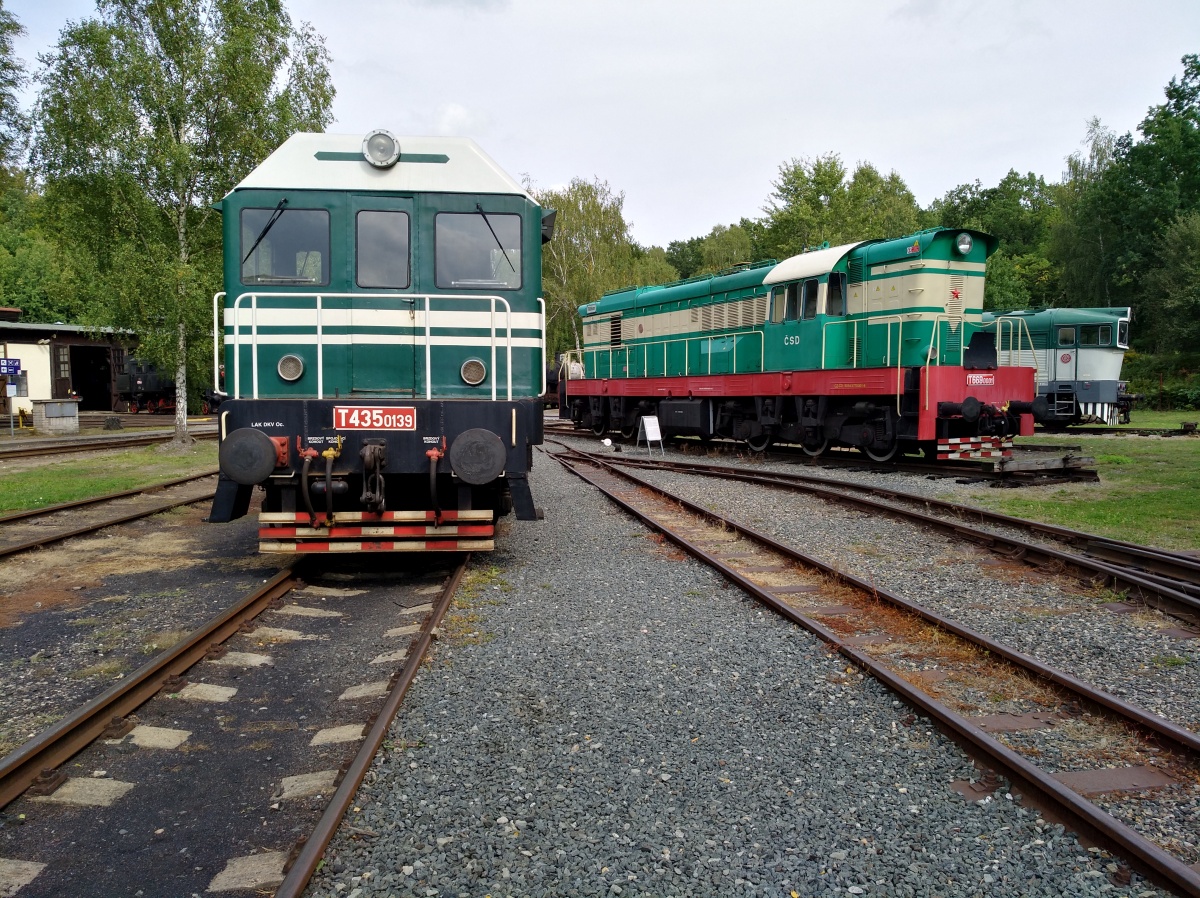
[32,0,334,437]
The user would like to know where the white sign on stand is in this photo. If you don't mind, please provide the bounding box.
[636,415,664,455]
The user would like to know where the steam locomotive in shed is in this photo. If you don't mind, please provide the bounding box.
[985,306,1136,427]
[566,228,1047,460]
[209,131,550,553]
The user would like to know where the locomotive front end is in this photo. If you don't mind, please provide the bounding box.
[208,132,547,553]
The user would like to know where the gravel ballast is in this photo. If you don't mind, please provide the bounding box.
[305,448,1169,898]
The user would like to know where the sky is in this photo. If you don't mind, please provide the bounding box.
[10,0,1200,248]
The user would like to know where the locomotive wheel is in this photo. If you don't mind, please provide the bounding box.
[619,423,637,440]
[800,436,828,458]
[591,416,608,436]
[859,438,899,462]
[744,433,771,453]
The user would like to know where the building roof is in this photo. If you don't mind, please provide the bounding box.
[0,321,131,338]
[228,133,533,199]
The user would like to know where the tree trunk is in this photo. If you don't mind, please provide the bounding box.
[174,319,188,441]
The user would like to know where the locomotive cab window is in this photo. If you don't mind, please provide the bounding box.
[241,208,329,286]
[356,210,410,288]
[1057,327,1075,347]
[826,273,845,317]
[773,284,800,322]
[1079,325,1111,346]
[801,279,819,320]
[1118,321,1129,347]
[435,211,522,290]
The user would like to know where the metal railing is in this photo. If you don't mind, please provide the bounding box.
[574,331,765,379]
[222,292,514,402]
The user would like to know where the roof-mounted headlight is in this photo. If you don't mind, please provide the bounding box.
[955,232,973,255]
[362,129,401,168]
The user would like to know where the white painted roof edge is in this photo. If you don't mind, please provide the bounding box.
[228,133,534,201]
[764,241,869,285]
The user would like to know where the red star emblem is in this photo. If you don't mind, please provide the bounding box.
[951,289,961,300]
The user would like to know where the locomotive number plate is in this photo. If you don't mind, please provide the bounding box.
[966,373,994,386]
[333,406,417,430]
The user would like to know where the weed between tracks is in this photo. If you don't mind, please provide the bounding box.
[441,564,510,648]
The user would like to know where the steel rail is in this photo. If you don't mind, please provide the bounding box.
[272,554,471,898]
[0,565,300,810]
[553,452,1200,897]
[0,490,218,560]
[0,470,219,525]
[555,445,1200,623]
[0,430,217,461]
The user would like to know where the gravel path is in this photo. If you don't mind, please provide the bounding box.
[305,450,1167,898]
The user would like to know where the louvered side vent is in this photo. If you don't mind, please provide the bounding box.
[753,295,767,324]
[715,304,726,331]
[691,308,700,324]
[701,305,713,331]
[848,258,864,288]
[610,315,622,348]
[947,275,966,335]
[622,317,636,343]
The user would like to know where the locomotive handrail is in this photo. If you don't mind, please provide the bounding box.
[537,297,547,398]
[227,292,515,402]
[581,330,764,379]
[986,316,1039,375]
[212,291,225,402]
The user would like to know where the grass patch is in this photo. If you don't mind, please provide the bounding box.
[0,443,217,513]
[964,433,1200,550]
[70,658,131,679]
[141,629,189,654]
[1151,654,1191,668]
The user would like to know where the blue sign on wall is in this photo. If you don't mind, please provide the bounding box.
[0,358,20,376]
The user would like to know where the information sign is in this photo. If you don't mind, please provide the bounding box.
[636,415,665,456]
[0,358,19,376]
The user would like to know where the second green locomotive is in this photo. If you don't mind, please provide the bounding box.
[566,228,1045,459]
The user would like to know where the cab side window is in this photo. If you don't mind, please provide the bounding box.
[1057,327,1075,347]
[826,274,845,317]
[773,284,800,322]
[801,279,818,320]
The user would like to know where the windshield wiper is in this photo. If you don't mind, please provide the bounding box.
[242,198,288,265]
[476,203,517,274]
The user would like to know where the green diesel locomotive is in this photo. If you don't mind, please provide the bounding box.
[210,131,551,553]
[566,228,1045,460]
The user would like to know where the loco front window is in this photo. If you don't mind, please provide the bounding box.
[356,211,410,289]
[1118,321,1129,348]
[241,207,329,286]
[436,211,522,290]
[1057,327,1075,347]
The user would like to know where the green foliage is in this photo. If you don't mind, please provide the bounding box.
[0,1,26,165]
[698,223,752,274]
[31,0,334,427]
[535,177,676,357]
[761,153,920,259]
[665,235,703,279]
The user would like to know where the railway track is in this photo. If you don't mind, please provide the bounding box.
[0,471,220,560]
[552,444,1200,626]
[0,428,217,461]
[542,420,1099,483]
[0,554,469,897]
[550,447,1200,895]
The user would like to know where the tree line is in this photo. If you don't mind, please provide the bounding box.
[538,55,1200,361]
[0,1,1195,412]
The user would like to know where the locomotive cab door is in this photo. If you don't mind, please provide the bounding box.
[349,197,418,397]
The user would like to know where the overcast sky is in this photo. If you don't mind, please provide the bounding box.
[11,0,1200,247]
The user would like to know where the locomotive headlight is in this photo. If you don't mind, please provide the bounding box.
[362,129,401,168]
[277,354,305,382]
[955,232,974,255]
[460,358,487,385]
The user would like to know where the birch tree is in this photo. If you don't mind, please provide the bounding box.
[32,0,334,439]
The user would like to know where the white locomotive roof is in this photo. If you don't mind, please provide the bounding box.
[764,241,869,285]
[228,133,533,199]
